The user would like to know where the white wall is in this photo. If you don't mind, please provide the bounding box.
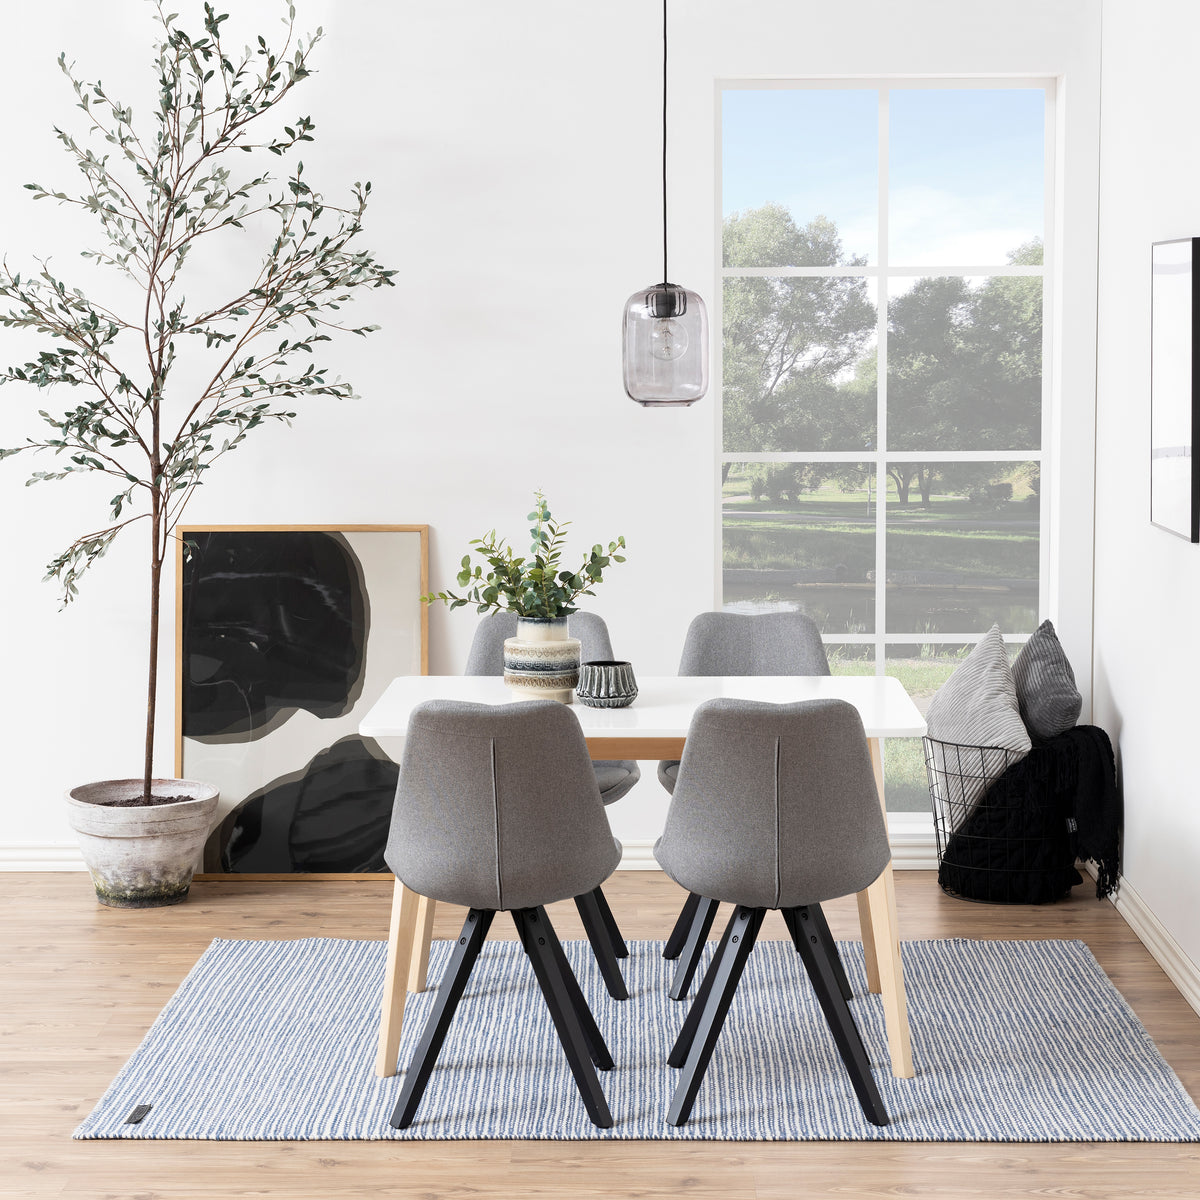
[0,0,1100,863]
[1094,0,1200,975]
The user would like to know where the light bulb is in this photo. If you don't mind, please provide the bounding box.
[650,317,689,361]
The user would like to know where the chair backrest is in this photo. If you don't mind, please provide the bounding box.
[383,699,619,911]
[464,611,616,676]
[677,611,830,677]
[656,697,889,908]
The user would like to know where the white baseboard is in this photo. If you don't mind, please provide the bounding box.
[886,811,938,870]
[0,842,87,871]
[1101,872,1200,1021]
[4,815,938,876]
[616,811,938,872]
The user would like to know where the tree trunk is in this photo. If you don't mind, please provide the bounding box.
[143,501,162,800]
[919,466,933,507]
[889,468,911,506]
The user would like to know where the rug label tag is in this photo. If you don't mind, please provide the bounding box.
[125,1104,153,1124]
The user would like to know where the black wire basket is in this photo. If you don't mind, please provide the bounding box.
[923,737,1079,904]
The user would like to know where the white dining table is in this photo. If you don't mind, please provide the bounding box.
[361,675,925,1079]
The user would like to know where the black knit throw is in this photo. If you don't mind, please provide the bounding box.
[938,724,1121,904]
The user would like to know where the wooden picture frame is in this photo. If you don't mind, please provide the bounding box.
[1151,238,1200,542]
[175,524,428,879]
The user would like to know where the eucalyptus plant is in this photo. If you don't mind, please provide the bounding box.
[423,492,627,620]
[0,3,394,799]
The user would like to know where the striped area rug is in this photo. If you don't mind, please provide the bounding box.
[74,936,1200,1141]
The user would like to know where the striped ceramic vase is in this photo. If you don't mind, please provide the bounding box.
[503,616,582,704]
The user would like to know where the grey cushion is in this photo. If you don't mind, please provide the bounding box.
[465,611,641,805]
[925,625,1031,812]
[654,698,890,909]
[384,699,621,911]
[592,760,639,804]
[657,760,680,794]
[658,610,831,793]
[1012,620,1081,739]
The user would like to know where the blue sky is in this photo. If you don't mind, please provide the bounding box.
[722,87,1045,268]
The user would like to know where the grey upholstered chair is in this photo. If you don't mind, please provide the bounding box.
[383,699,622,1130]
[656,697,891,1128]
[467,611,641,805]
[467,610,637,972]
[659,610,831,963]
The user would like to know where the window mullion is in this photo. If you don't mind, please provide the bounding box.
[874,88,890,678]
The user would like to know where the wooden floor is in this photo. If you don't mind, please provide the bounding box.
[3,871,1198,1200]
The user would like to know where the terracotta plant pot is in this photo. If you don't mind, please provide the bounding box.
[65,778,219,908]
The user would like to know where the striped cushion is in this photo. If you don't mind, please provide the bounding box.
[1012,620,1082,739]
[925,625,1031,813]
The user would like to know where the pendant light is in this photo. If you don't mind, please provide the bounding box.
[622,0,708,407]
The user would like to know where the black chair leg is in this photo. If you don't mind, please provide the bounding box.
[591,885,628,958]
[787,904,889,1127]
[783,903,852,1002]
[390,907,494,1130]
[514,906,614,1129]
[668,912,734,1068]
[574,890,629,1001]
[667,905,765,1127]
[663,891,701,960]
[669,895,719,1001]
[546,927,614,1071]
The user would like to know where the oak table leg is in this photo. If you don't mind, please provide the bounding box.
[375,877,423,1078]
[856,890,882,993]
[861,737,915,1078]
[407,894,437,993]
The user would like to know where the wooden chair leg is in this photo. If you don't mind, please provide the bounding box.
[783,902,852,1002]
[591,885,628,958]
[669,895,719,1000]
[515,906,614,1129]
[375,878,423,1078]
[667,905,765,1127]
[574,890,629,1000]
[663,891,701,960]
[787,905,888,1126]
[407,894,437,993]
[389,908,494,1129]
[866,863,915,1078]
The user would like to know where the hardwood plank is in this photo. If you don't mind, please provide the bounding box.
[2,872,1198,1200]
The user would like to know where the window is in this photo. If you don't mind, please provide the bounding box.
[719,82,1052,810]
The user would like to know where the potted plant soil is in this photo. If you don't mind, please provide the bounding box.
[423,491,626,702]
[0,4,394,906]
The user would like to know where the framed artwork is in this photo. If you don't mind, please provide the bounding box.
[175,525,428,876]
[1151,238,1200,542]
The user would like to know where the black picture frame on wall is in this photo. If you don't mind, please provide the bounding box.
[1151,237,1200,542]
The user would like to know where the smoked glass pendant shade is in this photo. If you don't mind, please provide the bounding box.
[622,282,708,406]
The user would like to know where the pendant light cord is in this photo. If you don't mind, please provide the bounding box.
[662,0,669,285]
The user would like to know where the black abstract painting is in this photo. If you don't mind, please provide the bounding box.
[177,526,426,874]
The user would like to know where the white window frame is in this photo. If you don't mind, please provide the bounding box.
[714,77,1058,665]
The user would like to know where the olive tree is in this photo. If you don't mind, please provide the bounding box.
[0,3,394,798]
